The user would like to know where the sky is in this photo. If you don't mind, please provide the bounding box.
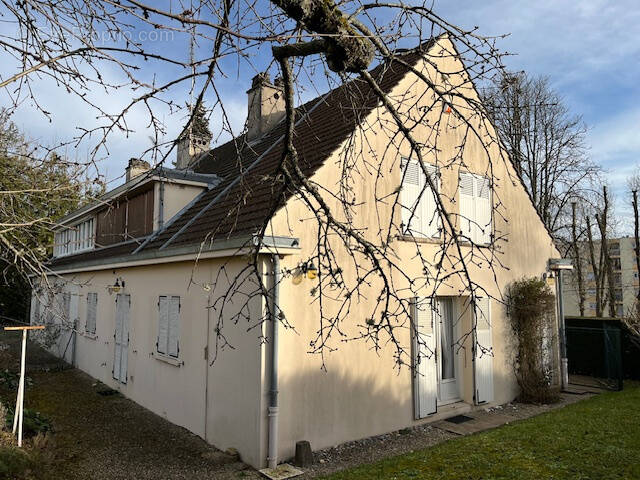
[3,0,640,233]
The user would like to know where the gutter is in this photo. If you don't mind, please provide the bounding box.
[267,254,281,469]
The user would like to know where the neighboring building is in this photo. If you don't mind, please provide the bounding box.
[31,37,560,469]
[564,237,639,318]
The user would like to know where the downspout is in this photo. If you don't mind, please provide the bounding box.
[267,254,280,469]
[556,270,569,390]
[158,180,165,229]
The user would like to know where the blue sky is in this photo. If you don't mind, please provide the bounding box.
[4,0,640,232]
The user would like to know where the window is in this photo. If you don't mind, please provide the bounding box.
[54,217,95,257]
[400,158,440,238]
[588,303,597,310]
[586,272,595,282]
[157,296,180,358]
[459,172,492,245]
[612,257,622,271]
[614,273,622,286]
[608,242,620,256]
[614,289,623,302]
[86,293,97,335]
[587,288,596,296]
[616,304,624,317]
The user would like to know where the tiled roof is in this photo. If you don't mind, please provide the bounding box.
[143,48,426,252]
[47,44,429,270]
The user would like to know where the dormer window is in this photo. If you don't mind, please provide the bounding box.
[54,217,95,257]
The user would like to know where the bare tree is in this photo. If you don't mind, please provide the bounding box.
[584,185,616,317]
[570,201,586,316]
[1,0,557,366]
[629,171,640,315]
[483,72,600,238]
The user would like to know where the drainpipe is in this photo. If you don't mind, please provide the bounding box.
[267,255,280,469]
[158,180,165,229]
[549,258,572,391]
[556,269,569,390]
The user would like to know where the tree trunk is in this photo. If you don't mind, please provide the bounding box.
[571,202,585,316]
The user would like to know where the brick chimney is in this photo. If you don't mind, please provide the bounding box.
[246,73,285,141]
[125,158,151,182]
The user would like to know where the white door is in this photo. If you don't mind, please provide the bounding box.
[473,297,494,404]
[435,298,460,404]
[413,297,437,419]
[113,294,130,384]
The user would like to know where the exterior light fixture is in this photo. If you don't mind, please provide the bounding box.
[108,277,124,294]
[291,261,318,284]
[306,263,318,280]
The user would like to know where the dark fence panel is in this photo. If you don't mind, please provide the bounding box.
[566,318,623,391]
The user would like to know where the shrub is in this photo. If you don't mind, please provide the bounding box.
[3,404,51,438]
[507,277,560,404]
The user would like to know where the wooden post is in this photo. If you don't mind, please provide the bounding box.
[4,325,45,447]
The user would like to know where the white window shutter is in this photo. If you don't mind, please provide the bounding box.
[475,176,492,245]
[86,293,97,334]
[168,296,180,357]
[158,296,169,355]
[120,295,129,383]
[459,173,474,241]
[401,158,422,236]
[113,295,122,381]
[413,297,437,418]
[473,297,494,404]
[421,164,440,238]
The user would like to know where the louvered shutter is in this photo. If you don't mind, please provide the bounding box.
[113,295,122,380]
[120,295,129,383]
[401,158,422,236]
[421,164,440,238]
[413,297,437,418]
[168,296,180,358]
[86,293,97,334]
[475,176,492,245]
[459,173,474,241]
[473,297,494,404]
[158,296,169,355]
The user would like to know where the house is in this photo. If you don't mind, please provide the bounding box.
[31,36,561,469]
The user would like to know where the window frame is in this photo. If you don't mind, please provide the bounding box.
[53,216,96,258]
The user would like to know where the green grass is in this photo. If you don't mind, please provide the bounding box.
[323,383,640,480]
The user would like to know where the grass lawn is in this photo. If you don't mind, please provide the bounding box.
[323,383,640,480]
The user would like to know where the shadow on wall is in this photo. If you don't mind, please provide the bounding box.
[274,360,518,461]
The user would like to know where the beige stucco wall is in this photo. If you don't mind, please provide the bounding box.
[37,257,268,467]
[265,37,560,462]
[153,181,204,230]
